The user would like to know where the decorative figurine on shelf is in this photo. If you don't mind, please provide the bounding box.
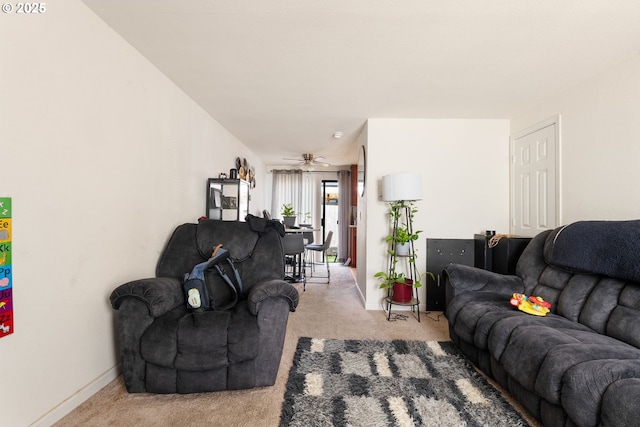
[509,293,552,316]
[219,173,227,179]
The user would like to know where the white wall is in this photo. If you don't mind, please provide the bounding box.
[355,124,369,302]
[361,119,510,310]
[511,53,640,223]
[0,2,264,426]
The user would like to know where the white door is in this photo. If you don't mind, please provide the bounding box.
[511,117,560,236]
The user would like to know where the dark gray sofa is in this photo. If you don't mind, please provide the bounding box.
[444,220,640,427]
[110,219,299,394]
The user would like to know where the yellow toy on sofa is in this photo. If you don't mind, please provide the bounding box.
[509,293,551,316]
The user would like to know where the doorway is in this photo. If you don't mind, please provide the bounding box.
[321,180,339,262]
[511,116,560,236]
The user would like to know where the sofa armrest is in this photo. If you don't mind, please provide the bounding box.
[247,279,299,315]
[110,277,184,318]
[444,263,524,304]
[601,378,640,427]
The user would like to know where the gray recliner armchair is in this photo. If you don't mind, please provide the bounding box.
[110,219,299,394]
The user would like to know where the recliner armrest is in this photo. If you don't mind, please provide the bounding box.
[444,263,524,303]
[110,277,184,318]
[247,279,299,315]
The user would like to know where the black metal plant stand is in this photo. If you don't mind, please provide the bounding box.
[384,201,421,322]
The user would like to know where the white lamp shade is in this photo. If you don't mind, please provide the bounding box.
[382,173,423,201]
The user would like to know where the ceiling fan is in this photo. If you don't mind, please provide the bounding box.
[282,153,331,169]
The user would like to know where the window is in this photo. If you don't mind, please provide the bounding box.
[271,170,315,222]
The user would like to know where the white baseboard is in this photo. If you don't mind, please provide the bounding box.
[354,280,367,307]
[30,365,121,427]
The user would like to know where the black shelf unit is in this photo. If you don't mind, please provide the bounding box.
[206,178,250,221]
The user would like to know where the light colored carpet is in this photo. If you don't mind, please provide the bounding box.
[54,265,534,427]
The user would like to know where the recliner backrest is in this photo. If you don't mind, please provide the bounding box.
[157,220,285,298]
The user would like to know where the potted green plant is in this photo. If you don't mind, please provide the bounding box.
[374,270,413,302]
[386,225,421,256]
[374,269,435,303]
[384,201,421,256]
[281,203,296,227]
[298,211,312,227]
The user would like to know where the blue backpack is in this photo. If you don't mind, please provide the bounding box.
[182,244,243,311]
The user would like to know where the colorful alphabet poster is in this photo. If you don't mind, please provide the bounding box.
[0,197,12,338]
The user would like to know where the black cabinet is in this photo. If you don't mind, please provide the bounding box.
[474,234,531,275]
[426,235,533,312]
[426,239,474,311]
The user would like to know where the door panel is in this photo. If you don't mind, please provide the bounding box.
[512,119,559,236]
[520,172,531,228]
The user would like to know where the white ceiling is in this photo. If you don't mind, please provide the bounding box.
[81,0,640,166]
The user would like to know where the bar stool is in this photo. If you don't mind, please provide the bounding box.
[302,231,314,245]
[305,231,333,284]
[282,234,306,290]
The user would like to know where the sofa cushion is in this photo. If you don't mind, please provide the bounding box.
[141,306,230,370]
[140,302,258,371]
[500,325,633,394]
[156,223,202,278]
[227,301,259,364]
[536,342,640,405]
[449,292,521,349]
[196,220,259,262]
[543,220,640,283]
[607,284,640,348]
[487,313,593,361]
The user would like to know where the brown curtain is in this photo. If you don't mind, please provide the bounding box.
[337,169,351,263]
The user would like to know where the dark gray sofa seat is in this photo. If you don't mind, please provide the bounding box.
[110,219,299,394]
[444,220,640,427]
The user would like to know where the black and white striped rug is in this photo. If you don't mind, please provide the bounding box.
[280,338,531,427]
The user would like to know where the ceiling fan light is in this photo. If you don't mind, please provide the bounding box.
[283,153,330,170]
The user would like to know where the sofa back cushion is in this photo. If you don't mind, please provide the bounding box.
[156,220,285,302]
[516,223,640,349]
[195,220,259,262]
[156,223,201,278]
[543,220,640,283]
[608,285,640,348]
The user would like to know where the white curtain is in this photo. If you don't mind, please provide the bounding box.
[271,170,315,222]
[272,169,351,263]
